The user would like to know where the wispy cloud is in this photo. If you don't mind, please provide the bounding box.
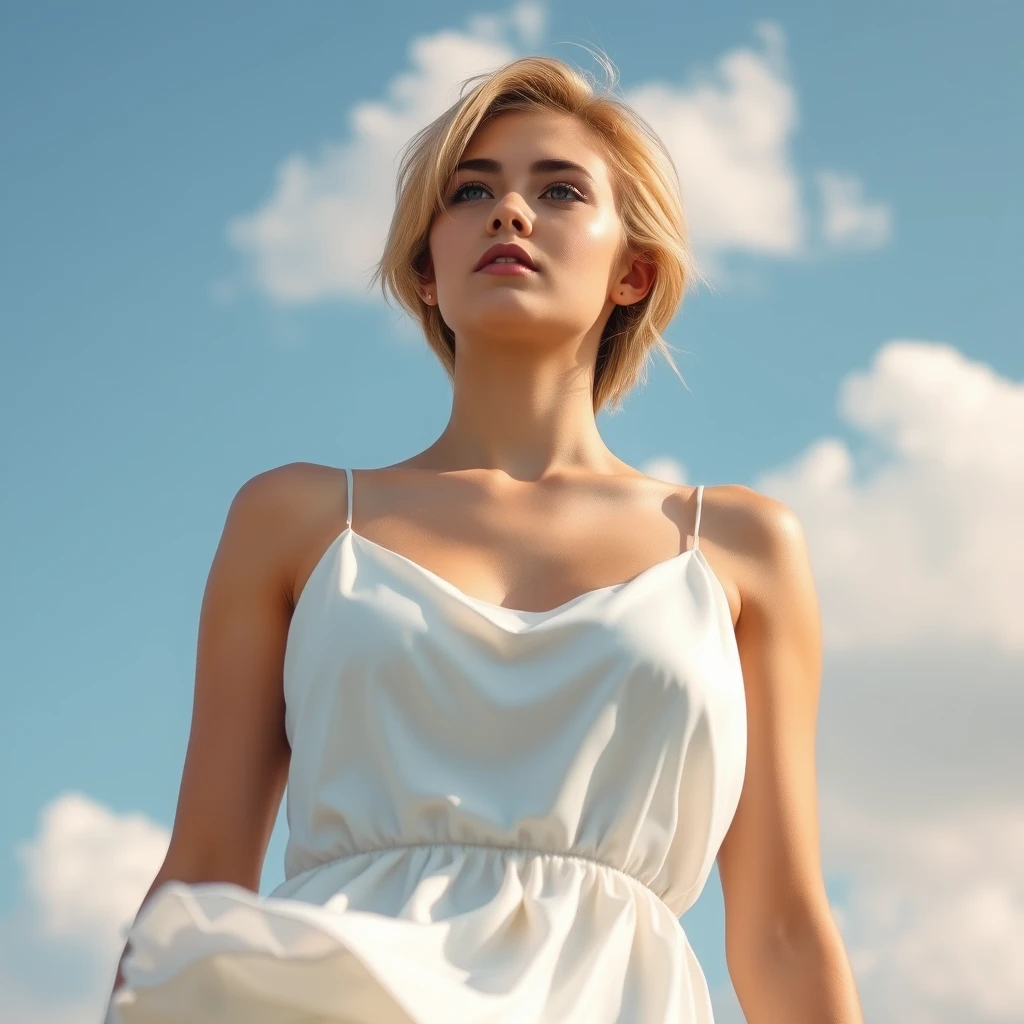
[816,170,893,249]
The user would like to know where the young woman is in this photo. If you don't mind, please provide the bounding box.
[107,55,863,1024]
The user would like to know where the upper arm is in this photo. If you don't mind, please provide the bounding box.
[159,465,305,892]
[716,491,834,977]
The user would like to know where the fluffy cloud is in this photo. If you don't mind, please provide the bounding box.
[1,793,169,1024]
[625,21,805,257]
[227,8,890,304]
[227,4,541,303]
[748,342,1021,1020]
[756,340,1024,653]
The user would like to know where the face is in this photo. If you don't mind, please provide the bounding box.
[417,109,654,351]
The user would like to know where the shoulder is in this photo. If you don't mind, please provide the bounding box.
[695,484,816,629]
[230,461,340,519]
[224,462,347,604]
[701,484,807,557]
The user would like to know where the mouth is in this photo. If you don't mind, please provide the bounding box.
[474,243,539,272]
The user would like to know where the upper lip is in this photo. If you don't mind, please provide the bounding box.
[474,243,538,271]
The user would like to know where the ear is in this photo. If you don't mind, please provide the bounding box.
[612,253,656,307]
[415,255,438,306]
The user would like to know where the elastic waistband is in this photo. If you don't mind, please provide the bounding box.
[284,839,672,909]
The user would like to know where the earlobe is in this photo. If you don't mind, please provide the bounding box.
[415,254,437,306]
[416,277,436,306]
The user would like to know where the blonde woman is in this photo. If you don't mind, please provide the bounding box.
[107,54,863,1024]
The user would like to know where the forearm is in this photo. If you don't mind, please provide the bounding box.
[732,924,864,1024]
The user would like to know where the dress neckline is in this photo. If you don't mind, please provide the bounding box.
[343,525,711,619]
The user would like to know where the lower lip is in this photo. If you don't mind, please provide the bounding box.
[477,262,536,275]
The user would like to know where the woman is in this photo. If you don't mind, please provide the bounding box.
[107,54,863,1023]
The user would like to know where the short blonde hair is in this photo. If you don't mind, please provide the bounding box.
[370,51,706,414]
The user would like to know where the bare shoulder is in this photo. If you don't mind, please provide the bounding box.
[232,460,334,521]
[229,461,345,600]
[694,484,814,628]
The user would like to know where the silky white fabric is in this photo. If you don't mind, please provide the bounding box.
[109,469,747,1023]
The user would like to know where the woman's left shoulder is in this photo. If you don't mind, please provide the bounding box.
[696,485,816,628]
[700,483,807,557]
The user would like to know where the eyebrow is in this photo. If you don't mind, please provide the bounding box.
[453,157,597,188]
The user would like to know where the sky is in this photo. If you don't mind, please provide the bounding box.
[2,1,1022,1021]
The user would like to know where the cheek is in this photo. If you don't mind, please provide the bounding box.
[427,220,462,280]
[586,208,625,257]
[555,211,622,278]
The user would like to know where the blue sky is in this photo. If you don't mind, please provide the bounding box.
[3,2,1022,1021]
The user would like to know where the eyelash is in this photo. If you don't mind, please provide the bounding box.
[448,181,586,204]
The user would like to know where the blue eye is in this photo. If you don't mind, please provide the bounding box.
[450,183,489,202]
[449,181,585,203]
[545,182,585,202]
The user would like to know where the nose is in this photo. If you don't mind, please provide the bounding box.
[488,192,533,236]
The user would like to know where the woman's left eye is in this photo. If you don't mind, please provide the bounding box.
[544,182,585,202]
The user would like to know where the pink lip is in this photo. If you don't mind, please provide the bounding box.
[474,243,539,271]
[476,262,536,275]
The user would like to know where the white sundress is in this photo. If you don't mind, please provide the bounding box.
[108,467,748,1023]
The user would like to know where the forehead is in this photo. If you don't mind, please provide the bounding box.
[460,109,613,186]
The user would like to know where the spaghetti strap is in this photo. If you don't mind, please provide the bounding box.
[344,467,353,530]
[692,485,704,552]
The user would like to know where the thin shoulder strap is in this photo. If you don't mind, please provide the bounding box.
[344,467,353,530]
[692,484,704,552]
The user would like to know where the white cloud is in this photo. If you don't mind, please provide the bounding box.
[817,170,893,248]
[810,644,1024,1021]
[1,793,169,1024]
[824,796,1024,1022]
[756,341,1024,653]
[626,21,805,258]
[227,4,542,304]
[227,10,889,305]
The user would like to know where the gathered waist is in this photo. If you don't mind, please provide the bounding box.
[280,839,671,910]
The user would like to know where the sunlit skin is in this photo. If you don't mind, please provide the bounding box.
[414,108,655,473]
[108,109,864,1021]
[421,109,650,348]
